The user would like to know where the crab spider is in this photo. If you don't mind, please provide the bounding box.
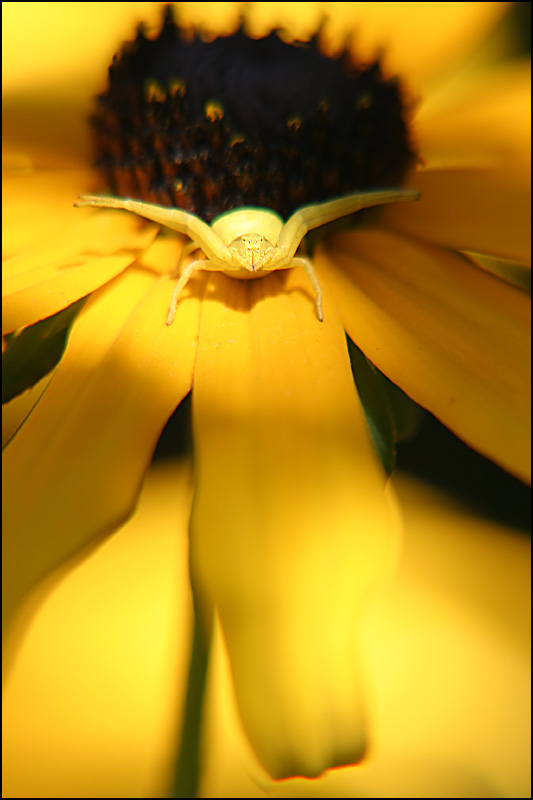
[76,188,419,324]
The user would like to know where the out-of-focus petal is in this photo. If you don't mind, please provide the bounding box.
[3,267,202,630]
[2,461,194,800]
[381,167,531,263]
[190,267,400,779]
[2,91,95,171]
[415,60,531,174]
[2,470,528,798]
[465,251,531,291]
[3,2,509,95]
[2,212,158,333]
[3,169,97,258]
[200,475,530,799]
[2,2,167,93]
[320,229,531,483]
[314,2,510,87]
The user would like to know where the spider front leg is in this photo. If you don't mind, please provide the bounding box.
[76,194,233,268]
[169,241,200,280]
[167,257,210,326]
[292,256,323,322]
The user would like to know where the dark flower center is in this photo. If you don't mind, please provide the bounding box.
[92,4,416,222]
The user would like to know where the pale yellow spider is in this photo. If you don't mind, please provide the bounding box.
[76,189,419,324]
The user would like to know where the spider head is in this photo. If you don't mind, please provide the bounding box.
[229,233,276,271]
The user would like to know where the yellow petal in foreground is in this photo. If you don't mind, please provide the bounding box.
[190,268,400,779]
[2,461,195,800]
[2,211,158,333]
[201,476,530,799]
[2,466,528,798]
[320,229,531,483]
[2,266,201,630]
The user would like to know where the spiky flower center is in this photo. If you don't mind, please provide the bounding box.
[92,5,416,222]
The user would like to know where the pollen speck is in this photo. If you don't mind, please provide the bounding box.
[144,79,166,103]
[356,93,373,110]
[287,115,303,131]
[205,101,224,122]
[169,77,186,97]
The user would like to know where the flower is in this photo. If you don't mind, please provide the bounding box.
[2,463,530,798]
[3,0,530,786]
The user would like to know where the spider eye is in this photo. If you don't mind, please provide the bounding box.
[236,234,266,247]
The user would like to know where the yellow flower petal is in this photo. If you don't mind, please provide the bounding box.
[201,475,530,799]
[190,268,400,779]
[316,2,509,86]
[320,230,531,482]
[3,460,194,800]
[2,373,53,448]
[415,60,531,174]
[2,212,158,333]
[465,251,531,291]
[3,267,201,629]
[382,167,531,263]
[3,169,96,258]
[3,2,529,790]
[3,468,528,798]
[3,3,509,96]
[3,2,166,93]
[3,90,95,172]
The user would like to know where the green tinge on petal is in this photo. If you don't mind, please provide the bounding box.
[320,229,531,483]
[2,268,202,631]
[2,373,53,448]
[190,269,399,780]
[2,297,86,405]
